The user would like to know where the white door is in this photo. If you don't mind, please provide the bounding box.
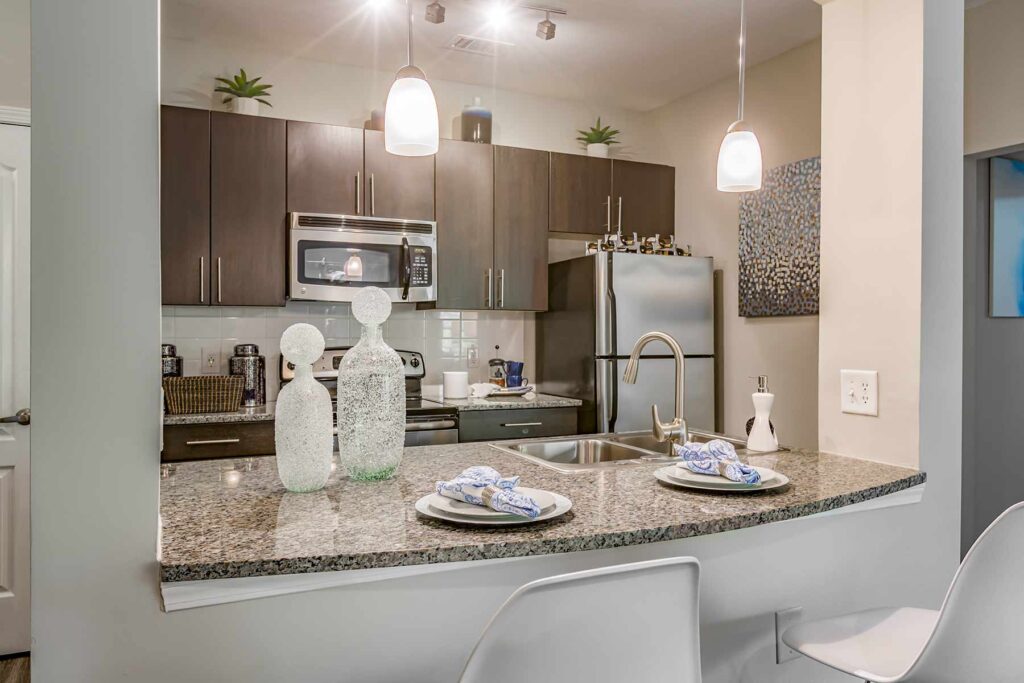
[0,120,30,655]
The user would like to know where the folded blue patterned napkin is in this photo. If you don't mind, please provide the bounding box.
[435,466,542,518]
[673,439,762,485]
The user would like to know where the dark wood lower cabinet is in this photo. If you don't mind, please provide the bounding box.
[494,146,549,311]
[210,112,287,306]
[458,407,577,442]
[162,422,275,462]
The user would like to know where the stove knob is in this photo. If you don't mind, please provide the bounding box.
[410,357,421,368]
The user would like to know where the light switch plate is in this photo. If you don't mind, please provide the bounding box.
[201,346,221,375]
[841,369,878,416]
[775,607,803,664]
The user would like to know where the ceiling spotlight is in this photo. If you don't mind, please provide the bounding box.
[486,2,512,28]
[425,1,445,24]
[536,11,555,40]
[366,0,389,11]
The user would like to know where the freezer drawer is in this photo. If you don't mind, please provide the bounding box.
[597,357,715,435]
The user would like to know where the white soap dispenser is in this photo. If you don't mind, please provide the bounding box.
[746,375,779,452]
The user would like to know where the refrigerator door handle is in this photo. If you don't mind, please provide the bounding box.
[596,359,617,433]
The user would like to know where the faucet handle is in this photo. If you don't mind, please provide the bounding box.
[652,404,687,445]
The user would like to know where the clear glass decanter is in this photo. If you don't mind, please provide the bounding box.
[337,288,405,481]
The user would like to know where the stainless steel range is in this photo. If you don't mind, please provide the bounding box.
[280,346,458,447]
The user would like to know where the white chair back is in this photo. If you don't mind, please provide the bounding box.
[903,502,1024,682]
[458,557,702,683]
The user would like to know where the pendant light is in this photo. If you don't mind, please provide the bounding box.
[717,0,762,192]
[385,0,439,156]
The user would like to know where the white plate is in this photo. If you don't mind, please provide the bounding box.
[416,491,572,526]
[427,487,557,519]
[672,463,780,489]
[486,385,534,397]
[655,465,790,493]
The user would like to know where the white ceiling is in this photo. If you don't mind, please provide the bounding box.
[162,0,822,112]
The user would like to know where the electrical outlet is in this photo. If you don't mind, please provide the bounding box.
[467,344,480,369]
[841,369,878,416]
[775,607,803,664]
[201,346,221,375]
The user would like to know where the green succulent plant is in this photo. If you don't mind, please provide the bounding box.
[215,68,273,107]
[576,117,620,146]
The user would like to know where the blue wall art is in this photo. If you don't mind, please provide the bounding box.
[738,156,820,317]
[990,157,1024,317]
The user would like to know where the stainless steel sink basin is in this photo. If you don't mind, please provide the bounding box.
[491,430,782,473]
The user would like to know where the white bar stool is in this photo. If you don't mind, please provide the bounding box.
[783,502,1024,682]
[458,557,702,683]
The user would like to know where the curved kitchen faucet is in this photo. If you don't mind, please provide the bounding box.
[622,331,688,448]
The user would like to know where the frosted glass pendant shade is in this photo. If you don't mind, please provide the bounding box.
[384,66,439,157]
[716,124,762,192]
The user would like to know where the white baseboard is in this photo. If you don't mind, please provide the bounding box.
[0,107,30,126]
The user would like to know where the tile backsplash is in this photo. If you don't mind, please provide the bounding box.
[162,302,532,402]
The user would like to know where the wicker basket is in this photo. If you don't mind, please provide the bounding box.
[163,376,244,415]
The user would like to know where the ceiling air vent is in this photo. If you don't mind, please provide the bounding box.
[447,34,513,57]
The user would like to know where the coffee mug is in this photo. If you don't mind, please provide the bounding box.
[505,361,525,376]
[506,374,528,388]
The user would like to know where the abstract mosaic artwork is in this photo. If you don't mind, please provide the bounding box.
[738,156,821,317]
[989,157,1024,317]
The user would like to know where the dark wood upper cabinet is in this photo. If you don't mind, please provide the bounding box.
[612,160,675,237]
[434,139,493,310]
[210,112,287,306]
[286,121,364,215]
[494,146,549,311]
[363,130,435,220]
[549,152,612,234]
[161,106,210,306]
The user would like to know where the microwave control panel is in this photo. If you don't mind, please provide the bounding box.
[409,246,432,286]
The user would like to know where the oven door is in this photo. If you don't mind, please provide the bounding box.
[404,415,459,446]
[290,224,436,304]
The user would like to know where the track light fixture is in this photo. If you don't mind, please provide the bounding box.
[425,1,445,24]
[536,11,555,40]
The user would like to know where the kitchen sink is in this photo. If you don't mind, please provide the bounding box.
[491,430,781,473]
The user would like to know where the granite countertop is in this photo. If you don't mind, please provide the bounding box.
[163,394,581,425]
[439,393,581,411]
[159,442,926,582]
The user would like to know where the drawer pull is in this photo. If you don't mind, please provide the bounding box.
[186,438,241,446]
[501,422,543,428]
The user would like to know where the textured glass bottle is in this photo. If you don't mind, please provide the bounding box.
[275,323,333,492]
[337,288,405,481]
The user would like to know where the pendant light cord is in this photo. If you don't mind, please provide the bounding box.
[737,0,746,122]
[403,0,411,66]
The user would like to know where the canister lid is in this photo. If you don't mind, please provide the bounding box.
[161,344,177,357]
[234,343,260,356]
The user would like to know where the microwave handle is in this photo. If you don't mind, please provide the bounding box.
[400,237,412,301]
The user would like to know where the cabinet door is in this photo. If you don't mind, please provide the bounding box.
[494,146,549,311]
[549,152,612,234]
[434,139,493,309]
[363,130,435,220]
[612,160,675,237]
[161,106,210,305]
[286,121,364,215]
[210,112,287,306]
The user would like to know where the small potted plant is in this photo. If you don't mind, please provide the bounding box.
[215,68,273,116]
[577,117,620,158]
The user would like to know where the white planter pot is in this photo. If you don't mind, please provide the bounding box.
[586,143,610,158]
[229,98,260,116]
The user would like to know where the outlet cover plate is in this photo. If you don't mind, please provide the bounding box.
[841,369,878,416]
[201,346,221,375]
[776,607,804,664]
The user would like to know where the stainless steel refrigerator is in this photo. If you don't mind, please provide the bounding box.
[537,252,715,435]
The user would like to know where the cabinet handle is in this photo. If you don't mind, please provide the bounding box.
[186,438,241,446]
[199,256,205,304]
[501,422,543,428]
[355,172,362,215]
[498,269,505,309]
[605,195,611,231]
[217,257,222,303]
[484,268,493,308]
[369,173,376,216]
[617,197,623,233]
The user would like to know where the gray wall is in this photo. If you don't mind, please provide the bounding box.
[963,148,1024,554]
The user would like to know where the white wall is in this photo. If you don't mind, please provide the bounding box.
[161,36,656,158]
[817,0,924,467]
[0,0,30,109]
[648,40,821,448]
[965,0,1024,155]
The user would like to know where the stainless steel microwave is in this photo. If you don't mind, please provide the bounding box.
[288,213,437,304]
